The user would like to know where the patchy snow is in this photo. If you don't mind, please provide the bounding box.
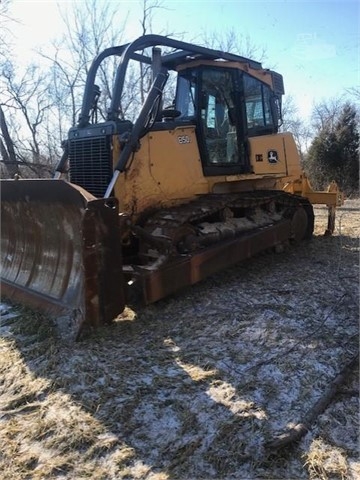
[0,200,359,479]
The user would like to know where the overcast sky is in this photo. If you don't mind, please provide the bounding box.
[9,0,359,121]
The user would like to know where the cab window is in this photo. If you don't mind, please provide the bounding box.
[175,75,196,119]
[244,74,275,133]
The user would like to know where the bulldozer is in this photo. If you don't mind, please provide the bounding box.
[1,35,344,341]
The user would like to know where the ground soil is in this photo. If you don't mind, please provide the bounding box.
[0,199,359,479]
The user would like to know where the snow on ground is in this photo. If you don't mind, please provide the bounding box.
[0,200,359,479]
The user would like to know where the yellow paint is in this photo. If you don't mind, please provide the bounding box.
[249,132,302,178]
[114,126,207,216]
[281,174,344,207]
[149,127,208,197]
[113,125,341,221]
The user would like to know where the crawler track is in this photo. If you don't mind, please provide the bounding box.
[139,190,314,258]
[124,191,314,304]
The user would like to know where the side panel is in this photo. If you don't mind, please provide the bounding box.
[114,128,303,219]
[149,126,208,196]
[114,125,209,215]
[249,132,302,179]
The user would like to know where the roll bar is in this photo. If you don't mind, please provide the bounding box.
[78,34,263,127]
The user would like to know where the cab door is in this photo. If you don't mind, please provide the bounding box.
[197,68,250,176]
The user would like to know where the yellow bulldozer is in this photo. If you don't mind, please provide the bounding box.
[1,35,344,341]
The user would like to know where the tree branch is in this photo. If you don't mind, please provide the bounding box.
[265,353,359,450]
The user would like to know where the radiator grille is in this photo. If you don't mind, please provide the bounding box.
[69,136,113,198]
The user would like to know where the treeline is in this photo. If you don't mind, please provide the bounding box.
[304,100,359,196]
[0,0,358,195]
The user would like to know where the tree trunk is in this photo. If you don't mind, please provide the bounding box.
[0,105,20,177]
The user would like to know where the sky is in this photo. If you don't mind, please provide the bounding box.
[8,0,360,122]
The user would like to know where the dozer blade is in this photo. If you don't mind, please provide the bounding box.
[0,179,125,341]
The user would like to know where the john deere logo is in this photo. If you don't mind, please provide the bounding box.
[268,150,278,164]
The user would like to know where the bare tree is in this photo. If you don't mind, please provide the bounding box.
[4,0,128,165]
[0,0,20,177]
[138,0,171,104]
[345,86,360,102]
[0,104,19,177]
[199,27,268,62]
[311,97,344,132]
[0,2,51,177]
[3,0,244,178]
[40,48,84,131]
[1,0,180,179]
[1,62,54,160]
[281,95,312,160]
[51,0,129,121]
[0,0,14,62]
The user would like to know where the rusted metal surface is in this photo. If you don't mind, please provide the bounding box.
[128,219,292,304]
[123,190,314,305]
[1,180,314,338]
[1,179,125,341]
[138,191,310,252]
[281,175,344,236]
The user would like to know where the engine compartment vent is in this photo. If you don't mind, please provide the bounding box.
[69,136,113,198]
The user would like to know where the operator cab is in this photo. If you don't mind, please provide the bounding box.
[65,35,285,196]
[175,65,282,176]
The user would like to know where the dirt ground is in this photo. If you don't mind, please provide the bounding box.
[0,199,359,479]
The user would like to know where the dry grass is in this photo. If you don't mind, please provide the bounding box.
[0,199,359,479]
[304,438,349,480]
